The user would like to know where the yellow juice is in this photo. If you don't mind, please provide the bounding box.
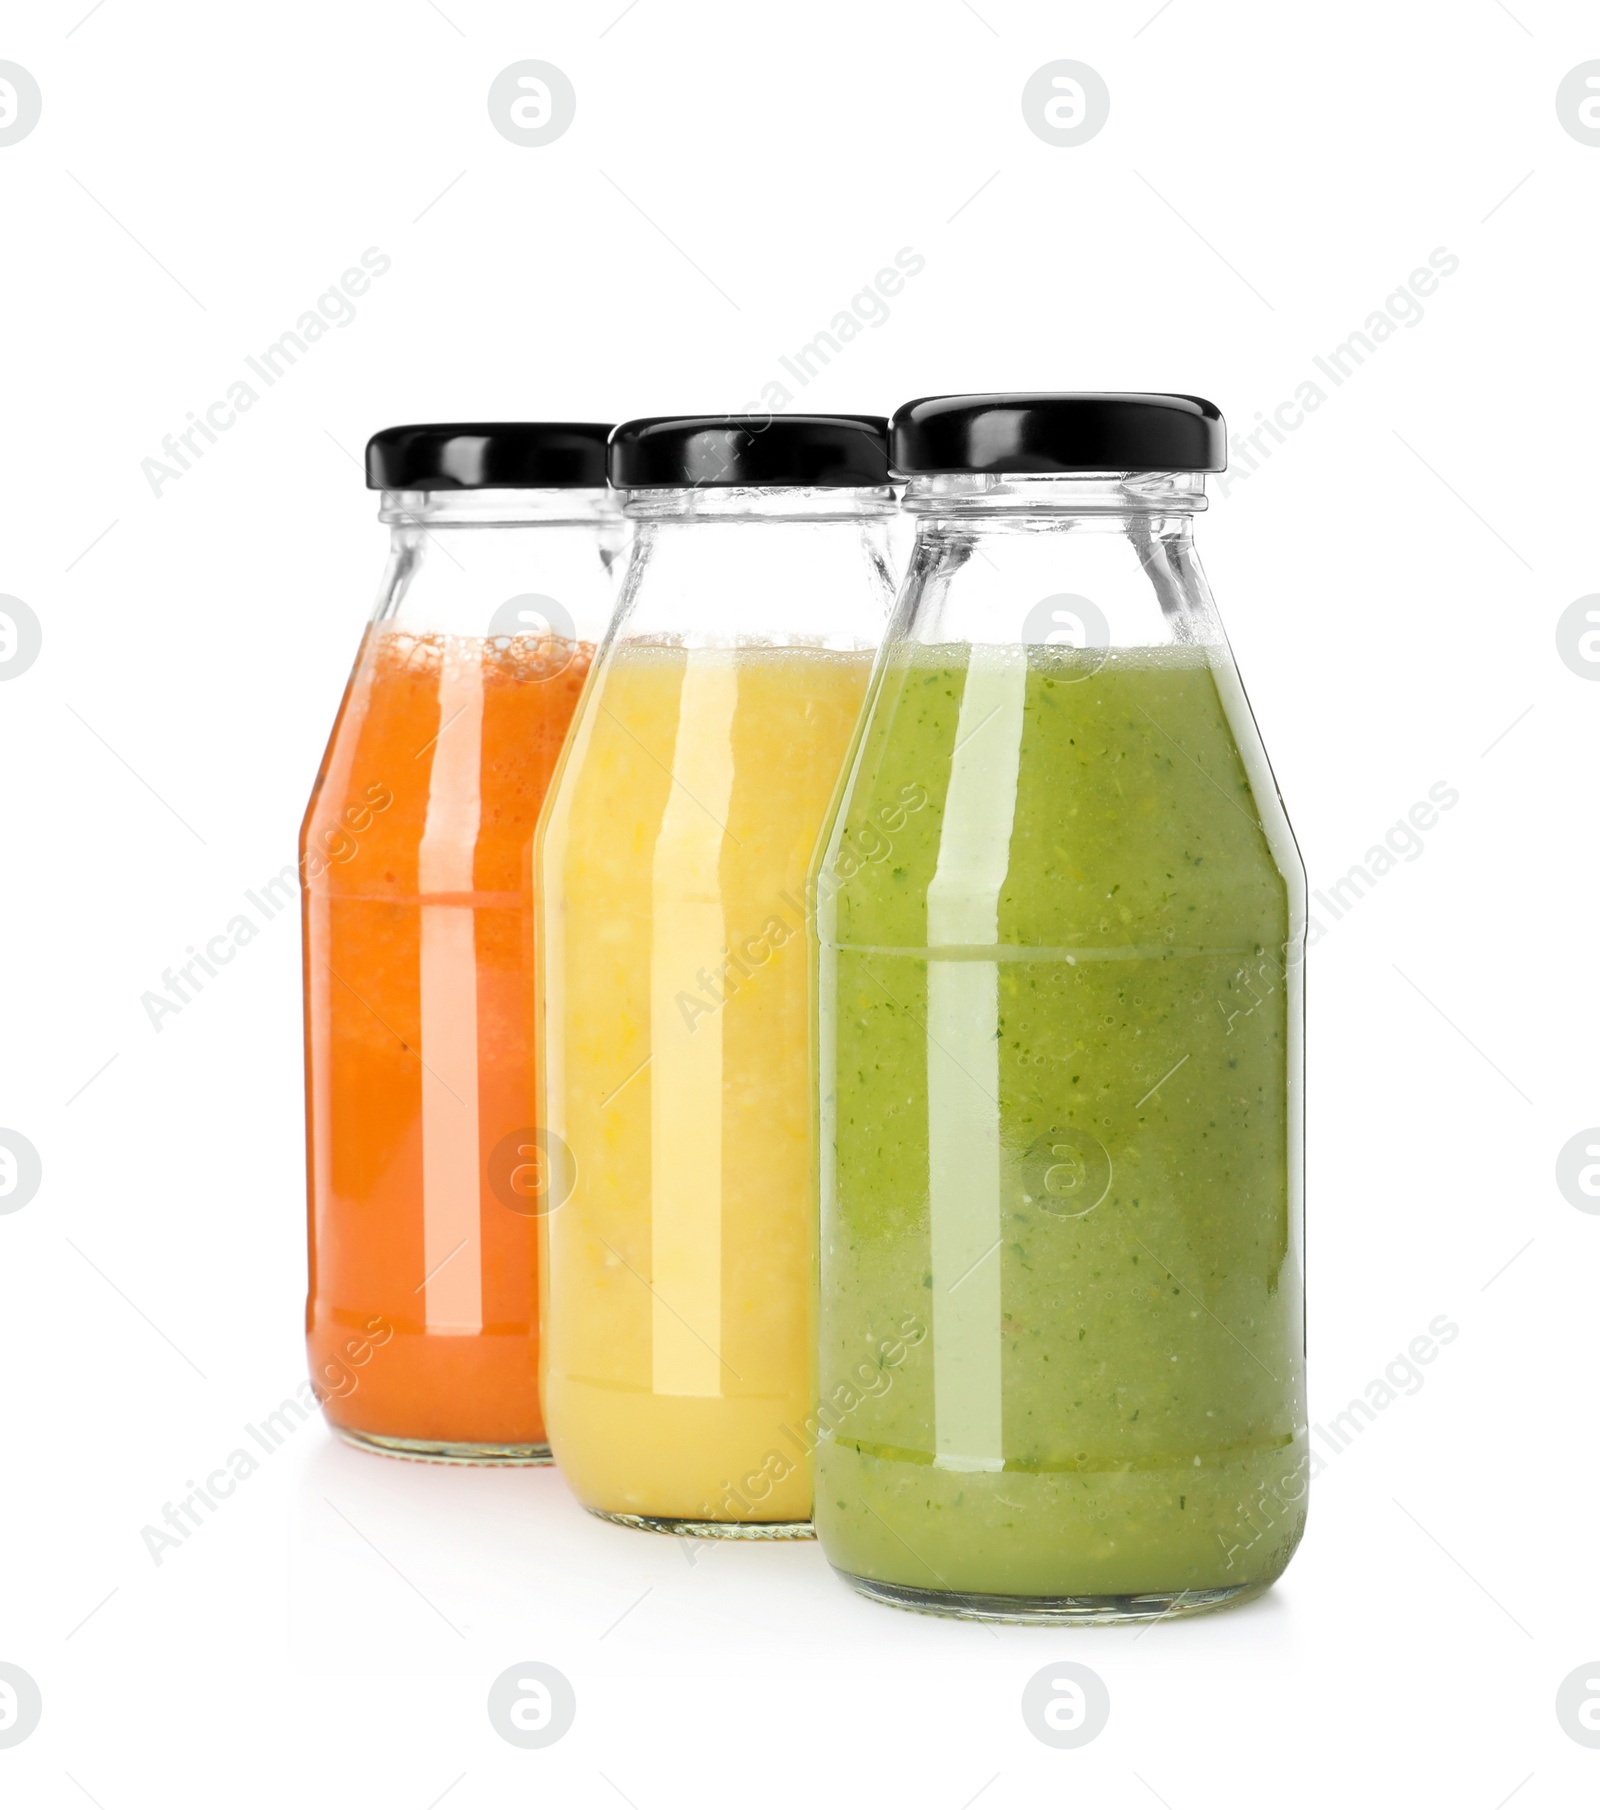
[538,641,873,1526]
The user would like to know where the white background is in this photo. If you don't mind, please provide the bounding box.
[1,0,1595,1804]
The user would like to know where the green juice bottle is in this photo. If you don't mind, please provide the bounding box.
[812,393,1308,1623]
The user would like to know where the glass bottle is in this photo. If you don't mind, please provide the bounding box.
[302,422,619,1462]
[814,393,1307,1618]
[537,414,897,1533]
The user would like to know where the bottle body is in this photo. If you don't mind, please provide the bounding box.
[813,473,1307,1614]
[538,486,896,1528]
[302,486,616,1460]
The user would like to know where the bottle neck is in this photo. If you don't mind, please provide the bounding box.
[620,485,897,523]
[895,471,1220,652]
[379,486,617,528]
[371,487,622,643]
[606,488,896,652]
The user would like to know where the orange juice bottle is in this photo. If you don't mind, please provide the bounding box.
[302,423,618,1461]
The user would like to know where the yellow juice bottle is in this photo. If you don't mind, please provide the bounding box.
[536,415,896,1534]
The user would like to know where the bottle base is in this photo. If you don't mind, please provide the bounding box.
[835,1570,1270,1625]
[336,1429,553,1466]
[587,1507,815,1541]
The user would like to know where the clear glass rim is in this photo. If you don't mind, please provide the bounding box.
[379,486,618,526]
[620,484,898,522]
[903,470,1209,516]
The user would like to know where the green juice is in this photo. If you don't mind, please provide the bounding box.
[814,641,1307,1610]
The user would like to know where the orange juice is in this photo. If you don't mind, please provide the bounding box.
[303,627,591,1458]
